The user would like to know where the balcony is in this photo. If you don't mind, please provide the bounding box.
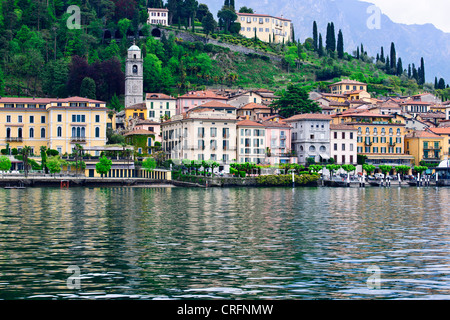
[6,137,23,142]
[71,137,86,143]
[423,146,441,150]
[364,141,372,146]
[388,141,396,147]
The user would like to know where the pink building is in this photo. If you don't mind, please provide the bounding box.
[262,121,297,165]
[176,90,228,114]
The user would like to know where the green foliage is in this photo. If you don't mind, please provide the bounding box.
[341,164,356,173]
[256,174,319,186]
[142,158,157,171]
[80,77,96,99]
[413,165,428,174]
[96,156,112,176]
[379,165,393,174]
[46,156,66,175]
[308,164,323,173]
[0,156,12,172]
[362,164,376,175]
[396,165,410,175]
[270,84,321,118]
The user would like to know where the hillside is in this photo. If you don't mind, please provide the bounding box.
[0,0,447,108]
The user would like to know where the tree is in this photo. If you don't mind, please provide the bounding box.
[380,46,385,63]
[419,57,425,85]
[337,29,344,59]
[396,165,410,177]
[318,33,324,57]
[202,12,217,35]
[270,84,321,118]
[21,146,32,178]
[80,77,96,99]
[325,22,335,53]
[362,164,376,176]
[40,146,47,174]
[0,65,5,95]
[46,156,66,177]
[142,157,157,172]
[438,78,446,90]
[312,21,318,51]
[0,156,12,178]
[390,42,396,72]
[326,164,341,180]
[396,58,403,76]
[217,5,237,32]
[96,156,112,177]
[239,6,253,13]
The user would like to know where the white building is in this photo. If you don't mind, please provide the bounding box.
[236,119,266,164]
[145,93,177,122]
[147,8,169,25]
[161,108,237,164]
[284,114,332,165]
[330,124,357,165]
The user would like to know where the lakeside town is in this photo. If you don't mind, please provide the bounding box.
[1,6,450,188]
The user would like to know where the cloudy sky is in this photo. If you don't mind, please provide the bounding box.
[363,0,450,33]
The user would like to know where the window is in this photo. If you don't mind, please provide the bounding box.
[29,116,34,123]
[57,114,62,122]
[342,144,345,151]
[95,115,100,123]
[18,128,22,138]
[18,115,22,123]
[41,128,46,138]
[6,115,11,123]
[29,128,34,138]
[334,132,337,139]
[365,127,370,135]
[95,127,100,138]
[149,111,155,118]
[57,127,62,137]
[210,127,217,137]
[350,144,353,151]
[198,127,204,138]
[334,143,338,151]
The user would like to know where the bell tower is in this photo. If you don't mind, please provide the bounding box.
[124,43,143,108]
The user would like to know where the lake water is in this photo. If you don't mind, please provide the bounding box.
[0,186,449,300]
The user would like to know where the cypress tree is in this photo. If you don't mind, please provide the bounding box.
[435,77,438,89]
[318,33,324,57]
[361,43,364,57]
[419,57,425,85]
[390,42,396,72]
[330,22,336,52]
[380,46,385,63]
[408,64,412,78]
[313,21,318,51]
[337,29,344,59]
[376,53,379,62]
[412,63,418,82]
[397,58,403,76]
[438,78,445,90]
[385,56,390,74]
[356,46,359,59]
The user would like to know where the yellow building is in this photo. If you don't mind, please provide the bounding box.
[329,79,368,95]
[427,127,450,160]
[332,111,414,167]
[0,96,108,156]
[405,130,444,166]
[236,12,293,44]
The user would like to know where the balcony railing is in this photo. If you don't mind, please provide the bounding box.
[71,137,86,143]
[6,137,23,142]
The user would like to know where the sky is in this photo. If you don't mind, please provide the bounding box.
[362,0,450,33]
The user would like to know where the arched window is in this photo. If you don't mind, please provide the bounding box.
[57,127,62,137]
[357,127,362,134]
[132,65,138,74]
[41,128,45,138]
[319,146,326,152]
[309,145,316,152]
[373,127,378,135]
[389,128,393,135]
[76,127,81,138]
[6,128,11,138]
[18,128,22,138]
[396,128,401,136]
[95,127,100,138]
[365,127,370,135]
[29,128,34,138]
[81,127,85,138]
[381,128,386,135]
[72,127,76,138]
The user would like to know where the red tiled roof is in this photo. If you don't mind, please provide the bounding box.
[237,119,264,127]
[125,103,146,110]
[178,90,228,100]
[198,101,234,108]
[240,102,271,110]
[405,130,442,138]
[124,129,156,136]
[428,127,450,135]
[330,124,357,130]
[145,93,175,100]
[284,113,332,121]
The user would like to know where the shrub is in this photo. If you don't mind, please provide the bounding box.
[239,171,246,178]
[256,174,319,186]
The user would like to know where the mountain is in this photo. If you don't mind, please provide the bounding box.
[202,0,450,83]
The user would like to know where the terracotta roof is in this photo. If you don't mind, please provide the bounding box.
[178,90,228,100]
[400,101,432,105]
[259,120,291,128]
[123,129,156,136]
[341,112,393,118]
[198,100,235,109]
[428,127,450,135]
[240,102,271,110]
[284,113,332,121]
[0,96,105,104]
[236,12,291,21]
[405,130,441,138]
[145,93,175,100]
[125,103,146,110]
[330,124,357,130]
[237,119,264,127]
[329,79,367,86]
[418,112,446,119]
[137,119,161,125]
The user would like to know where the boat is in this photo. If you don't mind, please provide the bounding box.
[4,182,26,189]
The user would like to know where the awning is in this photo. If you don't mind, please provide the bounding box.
[320,153,330,160]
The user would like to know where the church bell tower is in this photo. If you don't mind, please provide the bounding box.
[125,43,143,108]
